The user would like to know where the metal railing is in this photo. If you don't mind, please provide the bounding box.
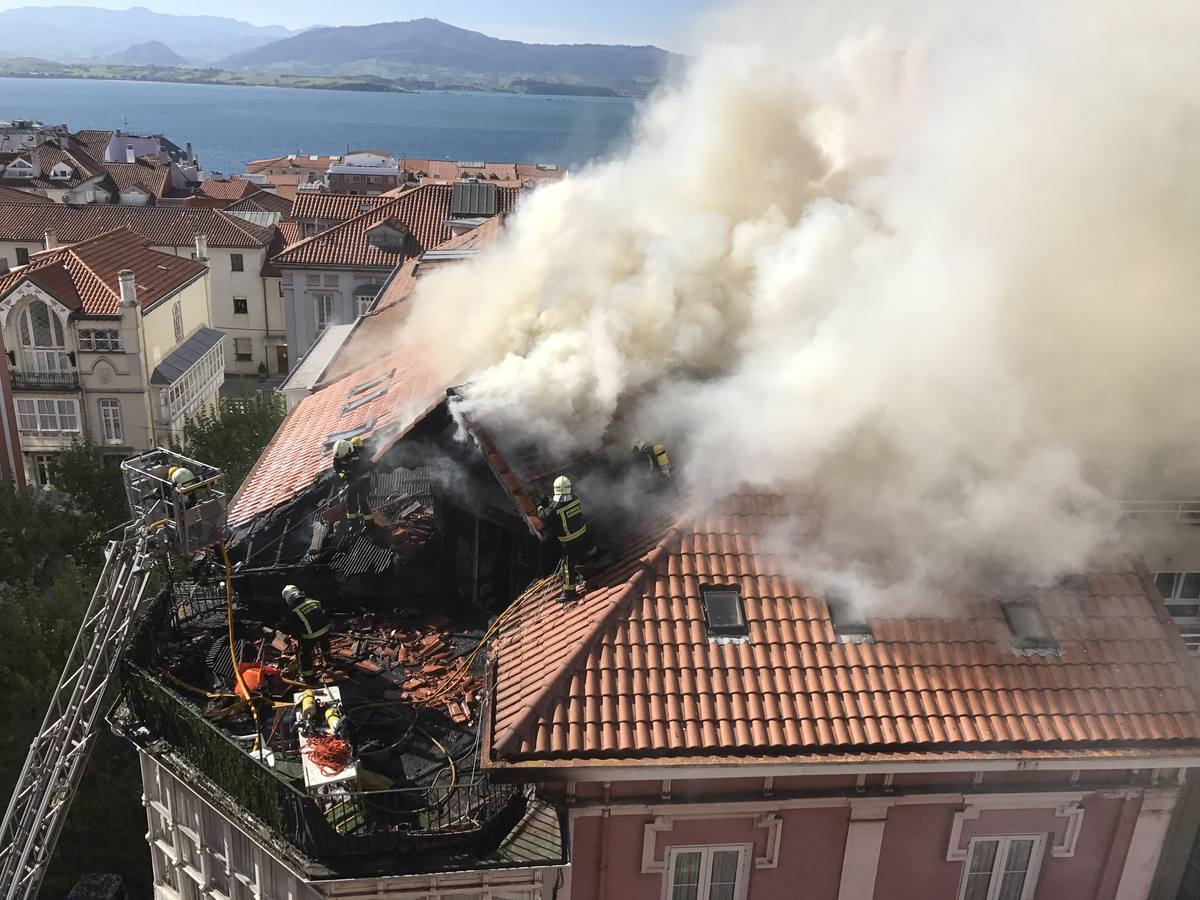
[9,371,80,391]
[1119,500,1200,523]
[120,589,525,863]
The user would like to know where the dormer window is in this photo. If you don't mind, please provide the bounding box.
[50,165,73,180]
[366,220,408,250]
[701,584,748,640]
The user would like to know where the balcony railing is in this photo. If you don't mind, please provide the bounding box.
[1120,500,1200,523]
[10,370,80,391]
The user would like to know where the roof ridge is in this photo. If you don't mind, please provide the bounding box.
[492,516,690,758]
[272,191,411,260]
[63,226,145,303]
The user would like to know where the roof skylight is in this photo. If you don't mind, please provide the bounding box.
[700,584,748,639]
[324,417,377,449]
[1001,599,1060,655]
[825,590,874,644]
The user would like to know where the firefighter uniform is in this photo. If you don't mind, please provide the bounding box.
[633,440,671,482]
[538,476,594,600]
[282,585,331,679]
[332,437,372,521]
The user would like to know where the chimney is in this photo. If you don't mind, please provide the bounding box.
[43,229,56,251]
[186,142,194,165]
[0,260,9,276]
[118,270,137,308]
[194,233,208,261]
[125,145,136,164]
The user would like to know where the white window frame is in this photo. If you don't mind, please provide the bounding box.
[233,337,253,361]
[661,844,751,900]
[314,293,335,332]
[98,398,123,445]
[78,328,124,352]
[31,453,54,487]
[15,397,81,437]
[956,834,1045,900]
[355,293,375,316]
[232,296,248,315]
[1154,571,1200,654]
[172,303,184,342]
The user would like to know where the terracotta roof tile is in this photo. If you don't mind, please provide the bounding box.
[224,190,294,215]
[272,184,517,270]
[104,159,172,197]
[0,227,206,316]
[227,348,452,525]
[490,495,1200,764]
[289,192,389,223]
[0,202,272,248]
[0,184,51,204]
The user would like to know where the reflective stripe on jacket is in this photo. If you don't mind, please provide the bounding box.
[291,597,330,639]
[551,498,587,543]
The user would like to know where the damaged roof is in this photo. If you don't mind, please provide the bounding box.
[228,347,453,526]
[489,493,1200,766]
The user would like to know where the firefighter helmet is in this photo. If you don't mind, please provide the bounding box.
[282,584,302,605]
[170,467,195,486]
[552,475,572,497]
[332,439,352,459]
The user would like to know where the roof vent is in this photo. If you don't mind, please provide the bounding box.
[342,387,387,414]
[700,584,748,640]
[324,418,377,450]
[825,590,874,644]
[348,369,395,398]
[1001,598,1061,656]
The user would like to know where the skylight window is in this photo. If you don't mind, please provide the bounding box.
[348,369,395,398]
[825,590,874,644]
[1001,599,1060,655]
[700,584,748,639]
[342,387,387,413]
[324,418,377,450]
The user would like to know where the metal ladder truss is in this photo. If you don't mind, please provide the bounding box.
[0,529,154,900]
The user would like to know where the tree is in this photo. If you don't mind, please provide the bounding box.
[178,389,286,494]
[50,439,128,558]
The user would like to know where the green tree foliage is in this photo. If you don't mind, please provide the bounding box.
[178,390,286,494]
[51,439,129,557]
[0,480,151,896]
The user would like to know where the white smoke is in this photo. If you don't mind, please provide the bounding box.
[399,0,1200,597]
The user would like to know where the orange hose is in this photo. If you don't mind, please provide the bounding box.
[304,734,352,776]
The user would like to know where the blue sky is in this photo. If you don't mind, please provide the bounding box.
[0,0,715,48]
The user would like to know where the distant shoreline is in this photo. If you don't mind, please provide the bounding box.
[0,68,644,99]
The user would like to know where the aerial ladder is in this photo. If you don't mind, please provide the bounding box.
[0,449,227,900]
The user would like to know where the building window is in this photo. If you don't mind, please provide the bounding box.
[700,585,747,639]
[958,836,1042,900]
[230,253,244,272]
[355,294,375,316]
[18,300,70,372]
[77,328,124,352]
[172,303,184,342]
[15,247,29,265]
[664,845,747,900]
[98,398,123,444]
[1156,572,1200,617]
[234,338,253,361]
[233,296,248,315]
[314,294,334,332]
[15,398,81,436]
[31,454,54,486]
[306,273,320,286]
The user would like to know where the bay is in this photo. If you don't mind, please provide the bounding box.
[0,77,640,176]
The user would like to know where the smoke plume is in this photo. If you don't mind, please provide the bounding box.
[399,0,1200,597]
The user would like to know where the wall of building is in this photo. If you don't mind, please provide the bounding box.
[138,750,561,900]
[560,772,1184,900]
[281,267,387,367]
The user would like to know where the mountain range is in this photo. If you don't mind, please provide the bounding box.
[0,7,676,96]
[0,6,292,62]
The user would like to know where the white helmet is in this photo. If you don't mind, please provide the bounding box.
[332,439,352,459]
[282,584,302,604]
[552,475,572,498]
[170,466,195,486]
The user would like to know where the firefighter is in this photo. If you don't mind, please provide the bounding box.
[632,440,671,482]
[537,475,594,600]
[281,585,332,680]
[167,465,199,509]
[331,436,373,522]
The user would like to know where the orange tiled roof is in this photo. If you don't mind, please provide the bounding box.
[0,202,272,248]
[0,184,51,204]
[0,227,206,316]
[103,158,173,197]
[72,129,113,161]
[228,347,451,526]
[489,494,1200,765]
[288,191,389,223]
[195,177,259,201]
[245,154,339,175]
[224,190,294,215]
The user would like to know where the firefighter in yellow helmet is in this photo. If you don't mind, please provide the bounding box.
[281,585,332,680]
[167,465,199,509]
[632,439,671,482]
[331,435,372,522]
[537,475,594,600]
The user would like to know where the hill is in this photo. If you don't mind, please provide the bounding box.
[221,17,676,96]
[105,40,188,66]
[0,6,292,62]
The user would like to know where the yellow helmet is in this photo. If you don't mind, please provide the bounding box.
[349,435,364,448]
[167,466,179,478]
